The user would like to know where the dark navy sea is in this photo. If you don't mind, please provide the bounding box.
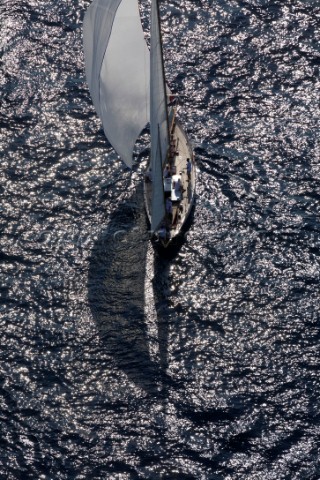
[1,0,320,478]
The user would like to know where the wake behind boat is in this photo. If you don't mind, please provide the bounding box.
[83,0,196,248]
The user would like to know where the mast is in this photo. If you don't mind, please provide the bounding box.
[150,0,170,232]
[154,0,170,144]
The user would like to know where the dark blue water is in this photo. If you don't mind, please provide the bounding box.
[1,0,320,478]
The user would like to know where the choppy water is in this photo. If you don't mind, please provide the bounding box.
[1,0,320,478]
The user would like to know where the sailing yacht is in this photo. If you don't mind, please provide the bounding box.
[83,0,196,247]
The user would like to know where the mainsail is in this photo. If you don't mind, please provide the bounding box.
[83,0,150,167]
[150,0,169,232]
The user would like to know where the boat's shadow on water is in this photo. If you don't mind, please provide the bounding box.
[87,183,187,397]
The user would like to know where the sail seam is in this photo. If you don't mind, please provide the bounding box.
[97,1,122,120]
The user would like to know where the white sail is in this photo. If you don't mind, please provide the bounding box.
[150,0,169,232]
[83,0,150,167]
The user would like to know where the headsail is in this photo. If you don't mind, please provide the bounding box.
[150,0,169,232]
[83,0,150,167]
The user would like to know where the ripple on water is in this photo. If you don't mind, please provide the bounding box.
[0,0,320,478]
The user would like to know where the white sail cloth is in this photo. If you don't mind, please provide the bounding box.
[150,0,169,232]
[83,0,150,167]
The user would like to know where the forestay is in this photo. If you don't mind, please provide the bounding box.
[83,0,150,167]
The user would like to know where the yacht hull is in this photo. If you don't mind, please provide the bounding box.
[144,120,196,248]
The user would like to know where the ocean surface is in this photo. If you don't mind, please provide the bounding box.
[1,0,320,478]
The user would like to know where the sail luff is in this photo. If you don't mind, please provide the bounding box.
[83,0,122,119]
[150,0,169,232]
